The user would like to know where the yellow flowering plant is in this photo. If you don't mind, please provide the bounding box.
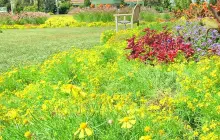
[0,22,219,139]
[74,122,93,139]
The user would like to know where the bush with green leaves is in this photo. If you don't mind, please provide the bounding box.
[59,2,70,14]
[155,6,164,13]
[84,0,91,7]
[23,5,38,12]
[174,0,192,10]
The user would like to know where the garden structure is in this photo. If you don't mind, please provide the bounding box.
[0,7,7,13]
[114,4,141,32]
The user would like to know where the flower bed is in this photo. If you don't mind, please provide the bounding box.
[0,12,49,25]
[0,22,219,139]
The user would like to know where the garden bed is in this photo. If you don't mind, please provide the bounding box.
[0,20,219,139]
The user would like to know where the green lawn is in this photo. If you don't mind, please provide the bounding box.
[0,27,112,73]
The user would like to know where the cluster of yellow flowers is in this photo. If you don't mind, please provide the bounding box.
[0,16,115,29]
[0,28,219,139]
[0,16,166,29]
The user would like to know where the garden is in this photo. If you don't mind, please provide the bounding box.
[0,0,220,140]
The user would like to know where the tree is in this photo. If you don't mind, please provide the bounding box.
[44,0,56,13]
[209,0,217,5]
[174,0,192,10]
[84,0,90,7]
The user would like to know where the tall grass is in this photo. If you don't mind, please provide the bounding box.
[73,11,115,23]
[0,12,49,25]
[140,12,172,22]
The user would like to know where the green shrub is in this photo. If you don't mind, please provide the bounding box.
[209,0,217,5]
[84,0,91,7]
[174,0,192,10]
[162,13,172,21]
[155,6,164,13]
[23,5,38,12]
[45,0,56,13]
[59,2,70,14]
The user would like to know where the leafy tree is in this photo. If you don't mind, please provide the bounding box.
[45,0,56,13]
[84,0,90,7]
[209,0,217,5]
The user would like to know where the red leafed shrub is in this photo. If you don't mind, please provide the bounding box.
[125,28,195,63]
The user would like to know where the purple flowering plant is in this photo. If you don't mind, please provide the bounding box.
[174,21,220,56]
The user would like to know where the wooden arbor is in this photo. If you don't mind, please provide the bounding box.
[114,4,141,32]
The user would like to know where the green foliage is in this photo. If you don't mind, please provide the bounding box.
[23,5,38,12]
[73,11,114,23]
[140,12,157,22]
[0,29,2,33]
[140,12,172,22]
[59,2,70,14]
[163,0,172,9]
[174,0,192,10]
[162,13,172,21]
[45,0,56,13]
[14,0,24,13]
[120,0,125,5]
[0,24,219,139]
[84,0,91,7]
[100,29,116,44]
[209,0,217,5]
[155,6,164,13]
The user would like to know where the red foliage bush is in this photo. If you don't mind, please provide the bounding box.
[125,28,195,63]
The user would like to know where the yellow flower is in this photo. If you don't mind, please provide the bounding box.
[202,125,209,133]
[6,110,18,119]
[74,122,93,139]
[217,106,220,114]
[210,122,217,129]
[23,119,29,125]
[144,126,151,132]
[139,135,152,140]
[24,131,32,139]
[119,116,136,129]
[193,131,199,137]
[41,104,47,111]
[159,130,165,135]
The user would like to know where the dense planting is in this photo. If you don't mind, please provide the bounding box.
[0,22,219,139]
[0,12,49,25]
[126,27,194,63]
[174,21,220,56]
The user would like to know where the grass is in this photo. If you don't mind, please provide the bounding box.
[0,27,112,73]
